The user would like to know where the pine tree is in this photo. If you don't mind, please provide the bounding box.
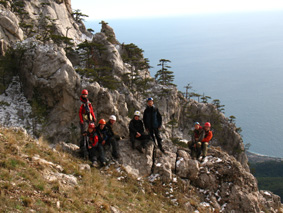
[77,40,106,68]
[184,83,193,99]
[37,15,57,44]
[212,99,225,113]
[0,46,27,94]
[189,92,201,102]
[122,43,145,92]
[72,9,89,22]
[155,59,176,86]
[201,93,211,103]
[76,40,118,90]
[229,115,236,123]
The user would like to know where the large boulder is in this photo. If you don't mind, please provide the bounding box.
[0,9,24,41]
[119,139,154,177]
[176,150,200,180]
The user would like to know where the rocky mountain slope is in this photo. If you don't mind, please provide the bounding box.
[0,0,282,212]
[1,127,282,212]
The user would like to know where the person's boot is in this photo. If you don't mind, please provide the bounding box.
[131,141,136,150]
[113,152,120,160]
[101,161,107,167]
[196,153,201,161]
[200,156,206,163]
[91,161,99,168]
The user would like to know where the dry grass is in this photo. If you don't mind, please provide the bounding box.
[0,128,201,212]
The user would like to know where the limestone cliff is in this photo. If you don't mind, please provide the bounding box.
[0,0,281,212]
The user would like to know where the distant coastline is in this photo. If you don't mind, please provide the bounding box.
[247,151,283,164]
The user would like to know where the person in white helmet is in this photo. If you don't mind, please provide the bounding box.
[105,115,120,159]
[129,111,150,153]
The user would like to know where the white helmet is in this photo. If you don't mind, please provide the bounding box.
[109,115,116,121]
[134,111,141,117]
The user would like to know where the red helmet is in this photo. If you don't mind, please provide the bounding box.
[99,119,106,125]
[204,122,211,128]
[88,123,95,129]
[81,89,88,95]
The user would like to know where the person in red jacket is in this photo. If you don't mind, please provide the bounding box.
[86,123,99,167]
[197,122,213,162]
[79,89,96,151]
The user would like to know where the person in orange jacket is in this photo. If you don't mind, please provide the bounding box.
[196,122,213,162]
[79,89,96,152]
[95,119,109,166]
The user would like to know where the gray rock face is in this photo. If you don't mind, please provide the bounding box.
[176,150,199,180]
[0,0,90,47]
[119,139,154,177]
[14,38,131,142]
[260,190,282,211]
[0,8,24,41]
[18,40,80,141]
[100,22,119,45]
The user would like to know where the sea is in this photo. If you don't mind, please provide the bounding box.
[85,11,283,157]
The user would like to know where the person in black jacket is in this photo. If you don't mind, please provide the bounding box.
[129,111,150,153]
[187,122,204,160]
[105,115,120,159]
[143,97,165,153]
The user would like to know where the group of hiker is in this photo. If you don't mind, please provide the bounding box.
[187,122,213,162]
[79,89,213,167]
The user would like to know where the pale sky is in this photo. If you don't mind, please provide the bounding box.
[71,0,283,20]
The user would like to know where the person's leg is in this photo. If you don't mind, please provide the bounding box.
[79,121,88,148]
[114,135,121,141]
[187,141,193,158]
[89,147,99,167]
[148,129,156,144]
[196,142,202,159]
[108,137,119,159]
[191,148,197,160]
[153,128,164,152]
[130,132,136,149]
[97,143,106,165]
[134,136,144,153]
[202,142,208,158]
[89,147,97,162]
[188,141,195,150]
[139,133,150,148]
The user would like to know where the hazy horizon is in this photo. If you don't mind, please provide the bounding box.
[72,0,283,20]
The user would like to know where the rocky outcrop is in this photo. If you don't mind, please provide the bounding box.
[182,101,249,171]
[0,8,24,42]
[0,0,90,46]
[100,21,119,45]
[16,39,131,142]
[116,138,282,212]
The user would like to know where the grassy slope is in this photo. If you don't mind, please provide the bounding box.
[0,128,203,212]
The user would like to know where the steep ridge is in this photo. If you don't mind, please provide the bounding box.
[0,0,281,212]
